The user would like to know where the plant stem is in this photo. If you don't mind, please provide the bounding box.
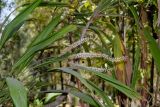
[154,0,160,106]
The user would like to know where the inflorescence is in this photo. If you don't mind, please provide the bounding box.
[60,37,90,56]
[69,62,113,72]
[69,53,127,62]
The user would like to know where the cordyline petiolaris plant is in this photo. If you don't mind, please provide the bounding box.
[0,0,160,107]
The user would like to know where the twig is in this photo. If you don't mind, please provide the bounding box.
[80,11,98,39]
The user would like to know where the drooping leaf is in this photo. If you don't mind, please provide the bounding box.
[50,68,139,104]
[69,89,101,107]
[143,27,160,72]
[6,78,27,107]
[0,0,42,50]
[32,52,72,69]
[85,68,140,99]
[38,1,69,7]
[87,80,114,107]
[12,25,77,72]
[49,68,115,107]
[23,1,69,7]
[61,67,140,99]
[29,15,61,47]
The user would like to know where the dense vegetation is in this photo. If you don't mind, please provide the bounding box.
[0,0,160,107]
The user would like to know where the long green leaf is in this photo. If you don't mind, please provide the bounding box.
[50,68,118,107]
[52,68,102,107]
[39,1,69,7]
[32,52,72,69]
[69,89,101,107]
[123,0,140,27]
[143,27,160,72]
[50,68,110,106]
[29,15,61,47]
[6,78,27,107]
[85,69,140,99]
[87,80,114,107]
[23,1,69,7]
[131,45,141,88]
[12,25,77,71]
[0,0,42,50]
[64,67,140,99]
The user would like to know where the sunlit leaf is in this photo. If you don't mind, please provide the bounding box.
[70,89,101,107]
[60,67,140,99]
[0,0,42,50]
[12,24,77,72]
[6,78,27,107]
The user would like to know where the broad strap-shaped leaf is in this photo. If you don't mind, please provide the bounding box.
[0,0,42,50]
[87,80,114,107]
[59,67,140,99]
[54,68,95,93]
[32,52,72,69]
[143,27,160,72]
[84,68,140,99]
[6,78,27,107]
[41,88,100,106]
[113,35,126,83]
[23,1,69,7]
[29,15,61,47]
[69,89,101,107]
[0,7,16,33]
[12,25,77,72]
[50,68,110,106]
[38,1,69,7]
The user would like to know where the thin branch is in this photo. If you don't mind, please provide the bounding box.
[80,10,99,39]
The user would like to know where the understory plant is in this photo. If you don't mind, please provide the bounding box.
[0,0,160,107]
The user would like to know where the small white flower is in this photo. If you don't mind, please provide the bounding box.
[60,38,90,56]
[69,62,113,72]
[69,53,127,62]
